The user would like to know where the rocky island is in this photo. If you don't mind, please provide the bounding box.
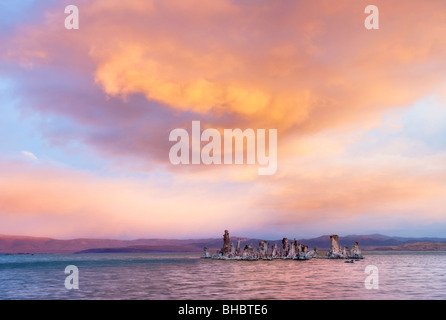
[202,230,364,261]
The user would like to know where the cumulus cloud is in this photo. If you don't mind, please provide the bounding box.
[4,0,446,134]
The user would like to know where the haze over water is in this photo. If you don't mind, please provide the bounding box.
[0,252,445,300]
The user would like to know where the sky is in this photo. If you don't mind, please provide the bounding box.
[0,0,446,240]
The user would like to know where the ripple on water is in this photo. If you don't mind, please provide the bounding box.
[0,252,445,299]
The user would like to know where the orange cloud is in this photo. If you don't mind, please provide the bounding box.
[0,158,264,238]
[2,0,446,238]
[5,0,446,137]
[259,151,446,228]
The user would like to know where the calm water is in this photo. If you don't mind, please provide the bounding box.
[0,252,445,300]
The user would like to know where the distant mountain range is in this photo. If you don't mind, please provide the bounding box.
[1,233,446,254]
[367,242,446,251]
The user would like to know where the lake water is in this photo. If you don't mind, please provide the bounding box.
[0,252,445,300]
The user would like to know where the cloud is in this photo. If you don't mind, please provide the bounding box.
[3,0,446,144]
[21,150,38,160]
[1,0,446,238]
[0,158,263,238]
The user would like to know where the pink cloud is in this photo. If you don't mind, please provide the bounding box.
[1,1,446,237]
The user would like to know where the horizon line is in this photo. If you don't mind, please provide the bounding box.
[1,232,446,242]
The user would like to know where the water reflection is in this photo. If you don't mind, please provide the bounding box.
[0,252,445,299]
